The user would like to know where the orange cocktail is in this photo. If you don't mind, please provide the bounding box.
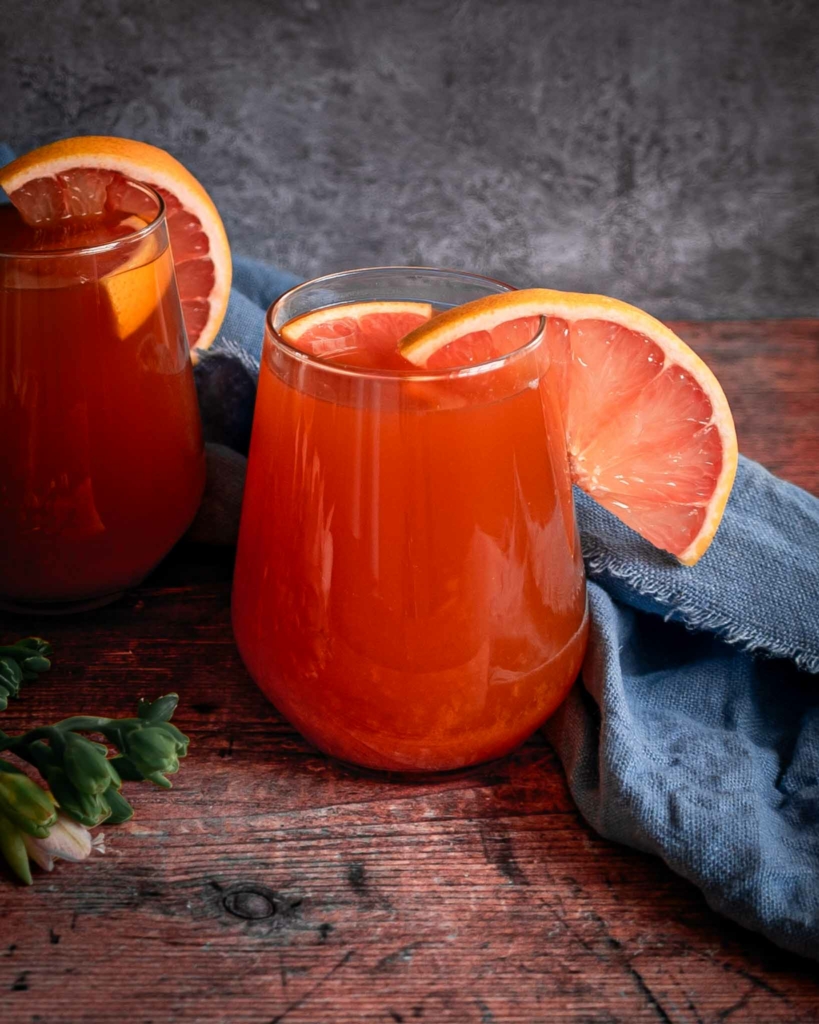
[0,183,205,611]
[232,268,588,771]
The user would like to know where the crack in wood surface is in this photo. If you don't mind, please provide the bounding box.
[267,949,355,1023]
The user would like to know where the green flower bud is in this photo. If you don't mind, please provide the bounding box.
[62,732,120,797]
[123,726,184,787]
[0,812,33,885]
[0,769,58,838]
[0,638,51,707]
[14,637,52,656]
[46,768,111,828]
[108,755,145,782]
[23,811,99,872]
[138,693,179,723]
[0,657,22,690]
[21,655,51,675]
[23,739,59,777]
[160,721,189,754]
[102,785,134,825]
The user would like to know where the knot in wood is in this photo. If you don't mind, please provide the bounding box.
[223,886,277,920]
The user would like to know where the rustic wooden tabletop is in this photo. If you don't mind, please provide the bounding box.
[1,320,818,1024]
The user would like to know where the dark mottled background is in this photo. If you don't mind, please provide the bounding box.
[1,0,816,318]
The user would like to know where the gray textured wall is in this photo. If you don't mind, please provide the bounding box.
[2,0,816,319]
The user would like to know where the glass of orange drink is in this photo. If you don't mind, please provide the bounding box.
[0,181,205,613]
[232,268,589,772]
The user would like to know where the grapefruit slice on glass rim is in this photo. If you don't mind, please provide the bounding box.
[281,301,434,365]
[0,136,231,354]
[399,289,738,565]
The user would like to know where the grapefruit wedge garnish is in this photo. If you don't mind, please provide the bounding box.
[281,301,434,365]
[399,289,738,565]
[0,136,231,353]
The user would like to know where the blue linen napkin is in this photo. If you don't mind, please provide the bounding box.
[198,257,819,962]
[0,143,15,178]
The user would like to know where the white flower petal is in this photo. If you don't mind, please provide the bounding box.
[22,833,55,872]
[24,812,94,870]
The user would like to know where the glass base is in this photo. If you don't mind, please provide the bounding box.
[324,750,513,784]
[0,590,125,616]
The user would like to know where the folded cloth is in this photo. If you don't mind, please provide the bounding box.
[194,257,819,961]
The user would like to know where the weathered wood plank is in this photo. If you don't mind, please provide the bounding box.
[671,318,819,493]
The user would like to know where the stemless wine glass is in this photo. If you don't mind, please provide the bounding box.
[232,268,588,772]
[0,182,205,613]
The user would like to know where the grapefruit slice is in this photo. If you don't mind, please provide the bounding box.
[0,137,231,353]
[399,289,738,565]
[281,301,434,365]
[103,244,175,341]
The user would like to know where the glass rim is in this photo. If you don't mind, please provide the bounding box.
[0,179,166,260]
[266,266,546,382]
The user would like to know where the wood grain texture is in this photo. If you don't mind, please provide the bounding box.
[670,319,819,493]
[1,320,817,1024]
